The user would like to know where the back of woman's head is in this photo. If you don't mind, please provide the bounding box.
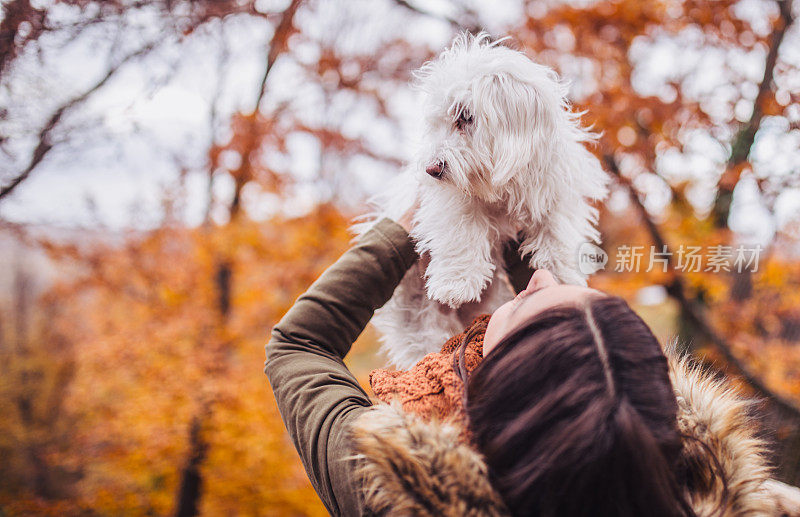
[466,296,696,517]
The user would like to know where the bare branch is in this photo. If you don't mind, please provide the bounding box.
[254,0,303,112]
[604,152,800,420]
[712,0,795,227]
[0,0,46,79]
[392,0,463,31]
[391,0,483,33]
[203,24,231,226]
[0,42,157,202]
[223,0,302,218]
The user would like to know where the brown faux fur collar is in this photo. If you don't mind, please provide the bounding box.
[351,351,789,516]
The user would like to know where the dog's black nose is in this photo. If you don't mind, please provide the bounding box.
[426,161,444,178]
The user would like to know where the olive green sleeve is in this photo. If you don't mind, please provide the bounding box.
[264,218,417,516]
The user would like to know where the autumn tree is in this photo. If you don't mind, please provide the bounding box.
[2,0,800,514]
[503,0,800,482]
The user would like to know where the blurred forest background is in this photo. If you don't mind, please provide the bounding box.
[0,0,799,514]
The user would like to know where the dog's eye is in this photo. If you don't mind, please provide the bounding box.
[455,109,473,131]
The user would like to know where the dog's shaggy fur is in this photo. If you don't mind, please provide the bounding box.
[360,33,608,367]
[351,352,787,516]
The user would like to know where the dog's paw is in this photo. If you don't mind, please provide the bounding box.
[426,276,487,308]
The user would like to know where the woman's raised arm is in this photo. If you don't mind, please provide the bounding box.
[264,218,416,516]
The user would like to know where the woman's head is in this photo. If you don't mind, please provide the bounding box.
[466,270,696,516]
[483,268,599,355]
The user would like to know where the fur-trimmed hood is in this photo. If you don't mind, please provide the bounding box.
[351,352,793,516]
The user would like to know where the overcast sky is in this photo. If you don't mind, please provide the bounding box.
[0,0,798,245]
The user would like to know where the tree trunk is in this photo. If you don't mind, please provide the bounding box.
[172,248,232,516]
[772,412,800,486]
[215,261,232,319]
[173,415,208,517]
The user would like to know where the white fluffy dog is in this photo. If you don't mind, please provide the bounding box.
[361,33,608,368]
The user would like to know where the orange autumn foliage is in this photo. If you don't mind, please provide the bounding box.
[0,207,352,515]
[1,0,800,513]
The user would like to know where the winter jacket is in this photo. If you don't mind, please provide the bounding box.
[264,218,799,516]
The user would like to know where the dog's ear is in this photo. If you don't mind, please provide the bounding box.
[474,73,561,188]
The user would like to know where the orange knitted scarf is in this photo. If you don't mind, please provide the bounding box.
[369,314,490,441]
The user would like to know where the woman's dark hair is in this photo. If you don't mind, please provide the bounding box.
[462,296,701,517]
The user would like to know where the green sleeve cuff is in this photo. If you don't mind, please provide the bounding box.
[367,218,417,270]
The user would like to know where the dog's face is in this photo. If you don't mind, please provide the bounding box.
[414,34,572,203]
